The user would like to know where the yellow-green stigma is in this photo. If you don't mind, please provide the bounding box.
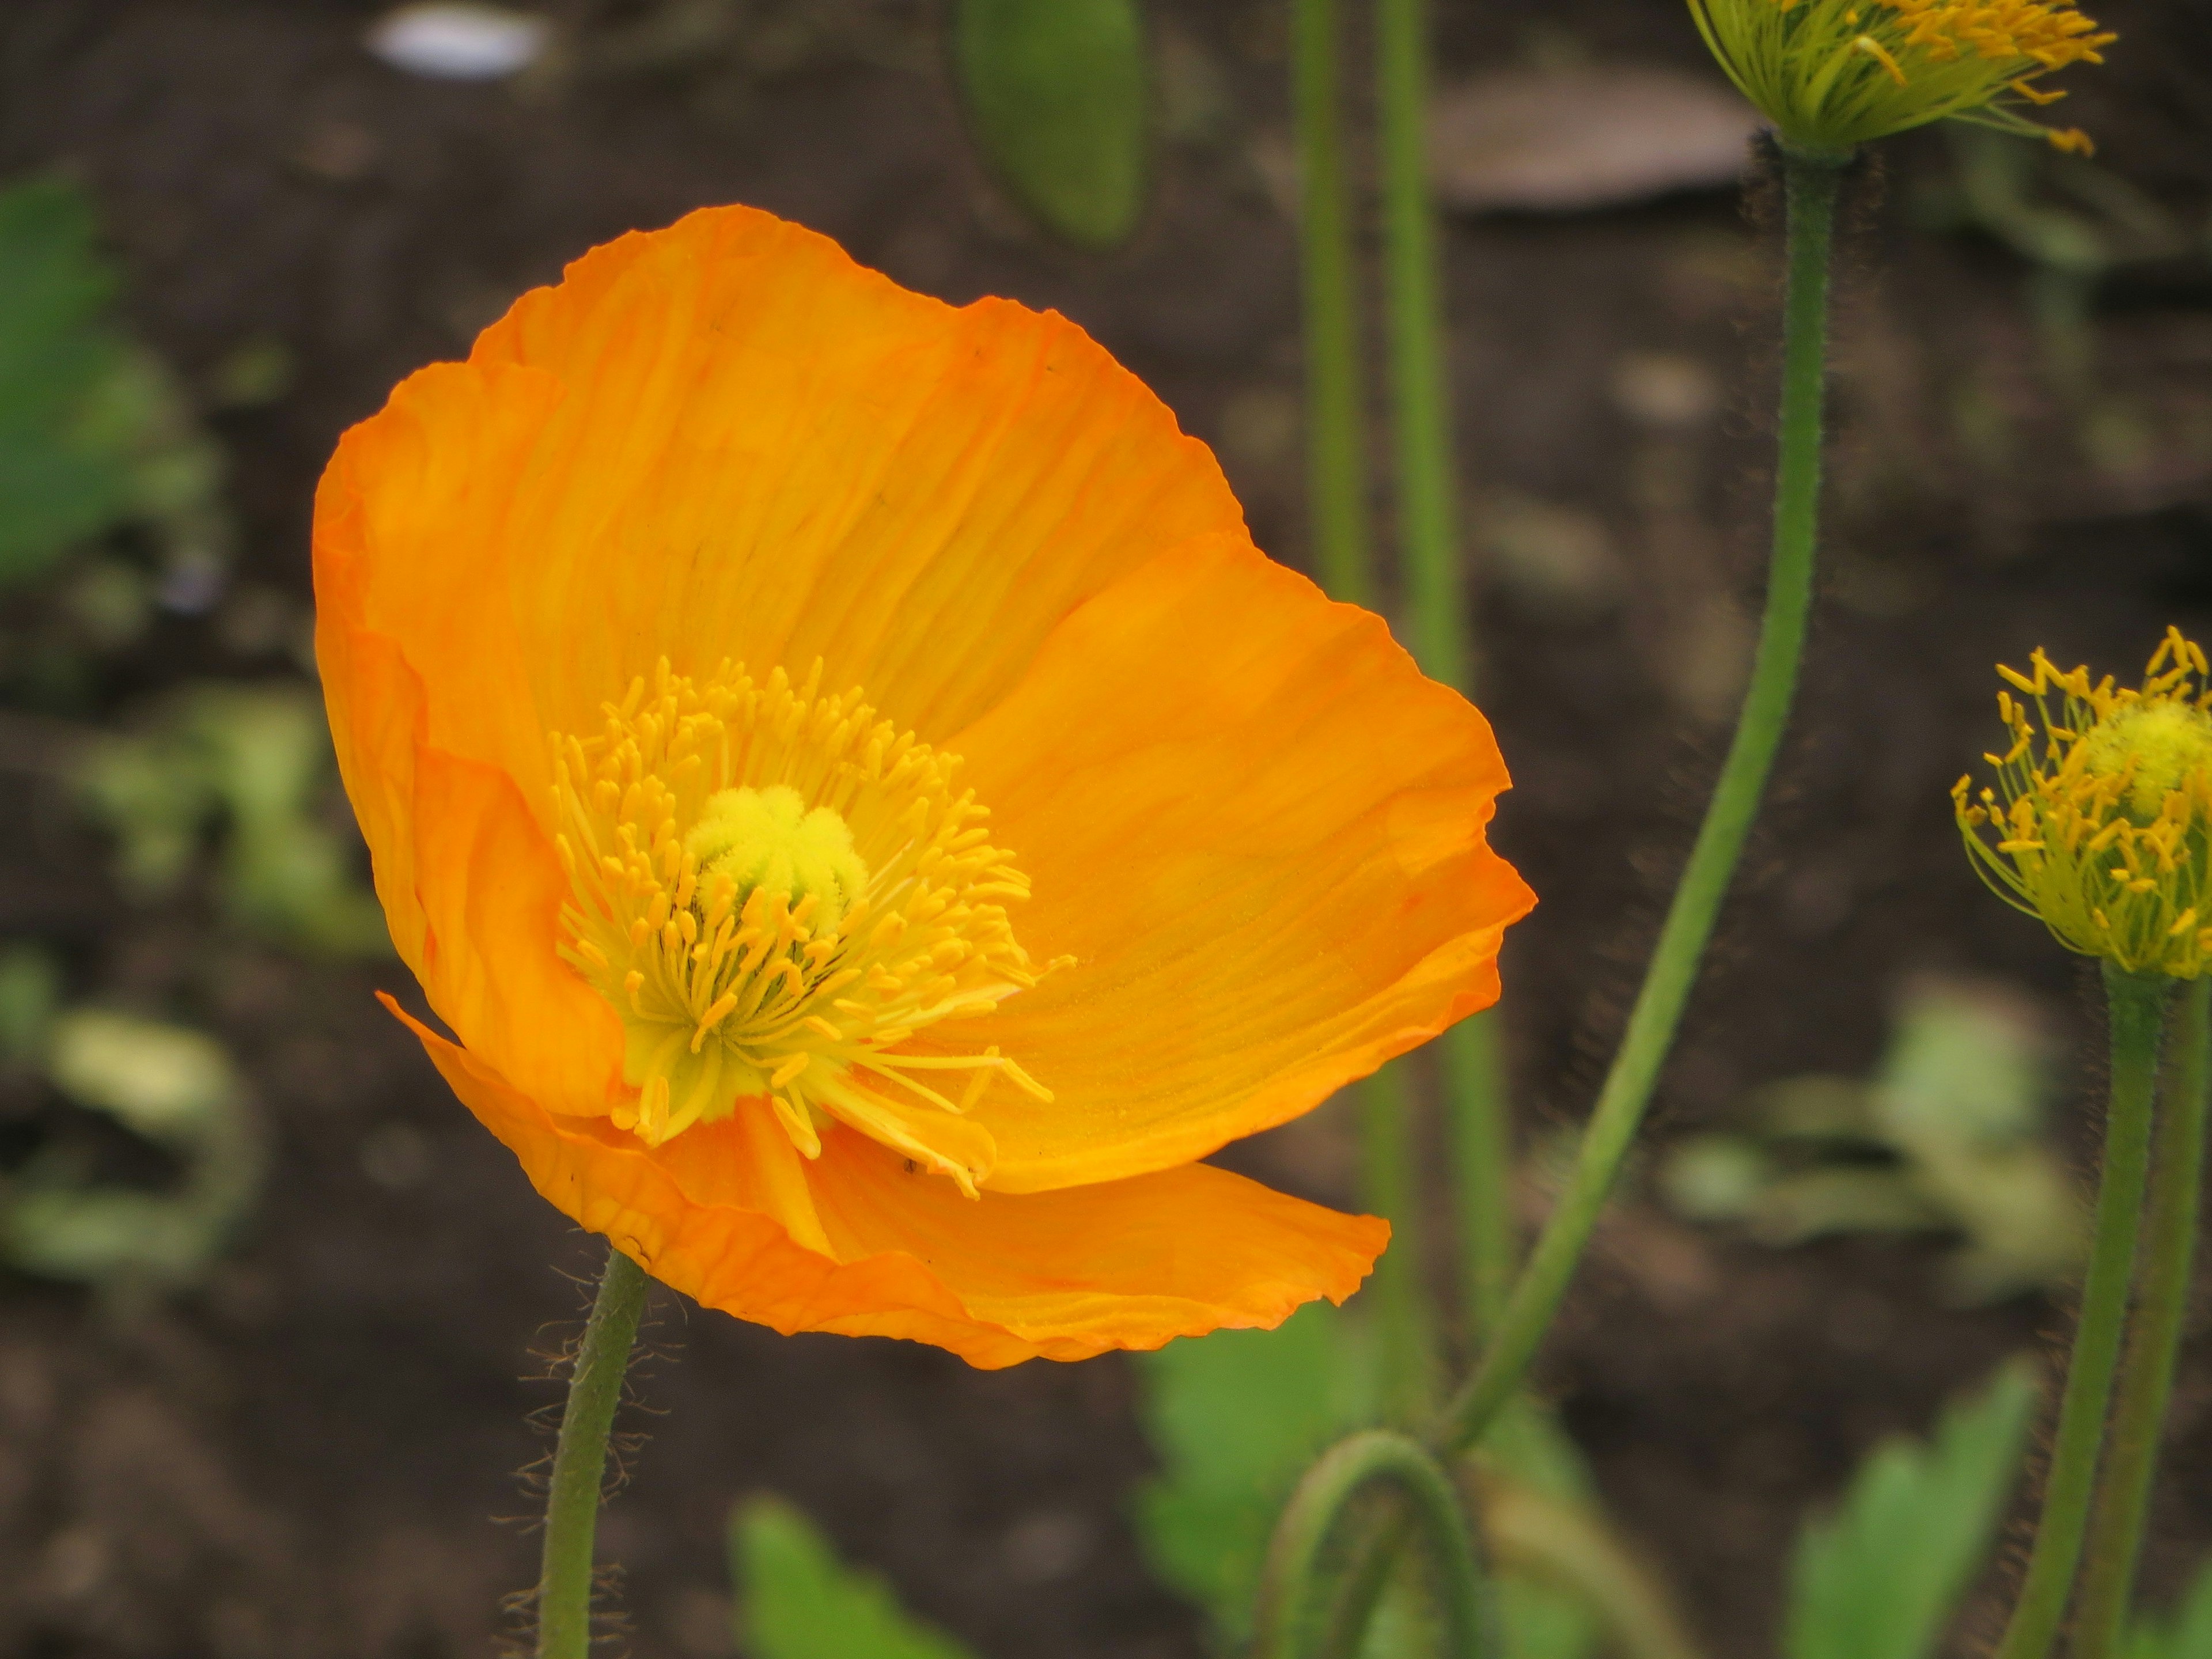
[1956,628,2212,979]
[2082,702,2212,824]
[685,785,869,935]
[550,659,1063,1189]
[1687,0,2113,156]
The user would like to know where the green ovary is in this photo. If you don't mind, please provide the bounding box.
[683,784,870,932]
[2083,703,2212,821]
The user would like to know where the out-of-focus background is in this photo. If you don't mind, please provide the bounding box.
[1,2,2209,1656]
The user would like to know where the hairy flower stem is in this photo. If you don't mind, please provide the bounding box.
[1320,143,1843,1658]
[2046,974,2203,1659]
[1436,143,1841,1456]
[536,1243,650,1659]
[1255,1431,1487,1659]
[1376,0,1515,1344]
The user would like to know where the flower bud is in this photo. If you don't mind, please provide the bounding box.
[1687,0,2113,157]
[1956,629,2212,979]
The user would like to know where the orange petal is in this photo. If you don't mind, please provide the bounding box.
[948,536,1536,1192]
[320,607,623,1113]
[315,204,1249,798]
[388,1001,1384,1368]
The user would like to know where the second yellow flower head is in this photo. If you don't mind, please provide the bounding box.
[1957,629,2212,979]
[1687,0,2113,156]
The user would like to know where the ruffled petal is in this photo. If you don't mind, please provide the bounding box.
[948,537,1536,1192]
[388,1002,1385,1368]
[315,204,1249,801]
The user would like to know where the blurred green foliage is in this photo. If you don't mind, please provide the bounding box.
[2130,1563,2212,1659]
[1661,978,2088,1304]
[953,0,1149,249]
[1134,1300,1652,1659]
[0,1004,263,1290]
[0,172,229,599]
[731,1494,978,1659]
[1786,1359,2038,1659]
[80,683,391,957]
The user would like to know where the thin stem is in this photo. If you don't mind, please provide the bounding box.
[1995,967,2173,1659]
[1294,0,1434,1416]
[1293,0,1371,609]
[1376,0,1514,1351]
[536,1243,650,1659]
[1253,1430,1488,1659]
[1435,146,1842,1457]
[2069,976,2207,1659]
[1321,142,1845,1659]
[1443,1016,1514,1337]
[1376,0,1467,695]
[1361,1067,1438,1420]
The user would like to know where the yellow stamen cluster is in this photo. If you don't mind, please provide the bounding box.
[1687,0,2112,156]
[551,658,1062,1192]
[1956,628,2212,979]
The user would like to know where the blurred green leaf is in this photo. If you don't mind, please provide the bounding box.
[953,0,1148,249]
[1132,1301,1379,1647]
[2,1008,264,1289]
[0,172,232,607]
[0,943,61,1066]
[1132,1304,1631,1659]
[731,1494,978,1659]
[2129,1560,2212,1659]
[1786,1358,2039,1659]
[79,683,391,957]
[0,174,132,583]
[1658,978,2086,1304]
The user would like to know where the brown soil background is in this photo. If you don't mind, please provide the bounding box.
[2,1,2210,1656]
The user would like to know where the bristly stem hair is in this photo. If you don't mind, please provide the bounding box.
[535,1243,650,1659]
[1998,967,2176,1659]
[1437,141,1842,1458]
[2073,976,2211,1657]
[1317,143,1844,1656]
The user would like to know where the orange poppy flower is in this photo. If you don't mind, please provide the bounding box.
[315,205,1533,1368]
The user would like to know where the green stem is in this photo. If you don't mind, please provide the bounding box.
[2067,975,2207,1659]
[1435,146,1842,1456]
[1995,967,2172,1659]
[1292,0,1371,609]
[1376,0,1467,695]
[1376,0,1514,1352]
[1361,1068,1438,1420]
[1316,142,1844,1659]
[536,1243,650,1659]
[1442,1016,1514,1338]
[1254,1430,1488,1659]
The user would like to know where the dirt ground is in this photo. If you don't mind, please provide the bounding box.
[2,1,2210,1655]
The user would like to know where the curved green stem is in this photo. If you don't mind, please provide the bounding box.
[2067,975,2206,1659]
[1995,966,2173,1659]
[1435,145,1842,1456]
[1316,142,1844,1659]
[1254,1430,1488,1659]
[536,1243,650,1659]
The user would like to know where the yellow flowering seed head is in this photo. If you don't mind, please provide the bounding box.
[1955,627,2212,979]
[1686,0,2113,156]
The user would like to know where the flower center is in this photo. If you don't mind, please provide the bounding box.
[2082,701,2212,823]
[549,659,1059,1192]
